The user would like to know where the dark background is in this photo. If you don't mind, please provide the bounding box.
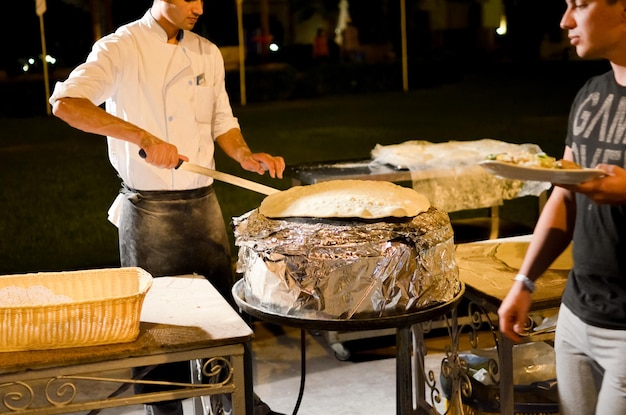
[4,0,568,76]
[4,0,239,76]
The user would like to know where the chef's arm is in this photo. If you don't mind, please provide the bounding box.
[51,97,186,169]
[216,128,285,179]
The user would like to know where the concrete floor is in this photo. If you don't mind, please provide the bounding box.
[248,321,457,415]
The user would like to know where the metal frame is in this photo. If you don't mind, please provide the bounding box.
[0,346,248,415]
[233,279,465,415]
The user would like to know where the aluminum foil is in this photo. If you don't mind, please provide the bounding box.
[233,208,461,320]
[370,139,551,212]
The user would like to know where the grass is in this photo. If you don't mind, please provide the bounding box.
[0,59,609,274]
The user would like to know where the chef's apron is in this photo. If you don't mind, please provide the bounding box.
[117,184,234,299]
[117,184,234,397]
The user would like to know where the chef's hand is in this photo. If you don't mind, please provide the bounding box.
[556,164,626,205]
[139,136,188,169]
[498,281,533,343]
[240,153,286,179]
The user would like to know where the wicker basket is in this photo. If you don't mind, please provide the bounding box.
[0,267,153,352]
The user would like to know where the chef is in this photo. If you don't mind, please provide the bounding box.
[49,1,285,414]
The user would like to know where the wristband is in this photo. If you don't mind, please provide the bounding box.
[514,274,535,293]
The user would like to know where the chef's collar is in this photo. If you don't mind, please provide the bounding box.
[143,9,185,43]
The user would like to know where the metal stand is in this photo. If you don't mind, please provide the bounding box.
[233,280,465,414]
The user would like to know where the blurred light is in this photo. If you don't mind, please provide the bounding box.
[496,15,507,36]
[19,54,57,73]
[269,43,279,52]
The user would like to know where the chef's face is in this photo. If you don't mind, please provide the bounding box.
[155,0,204,35]
[560,0,625,60]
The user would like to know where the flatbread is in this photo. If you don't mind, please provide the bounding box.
[259,180,431,219]
[497,242,573,270]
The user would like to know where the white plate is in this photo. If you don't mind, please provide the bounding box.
[478,160,605,184]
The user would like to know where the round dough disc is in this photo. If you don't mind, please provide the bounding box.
[259,180,431,219]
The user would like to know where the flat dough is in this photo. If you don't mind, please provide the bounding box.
[497,242,573,270]
[259,180,431,219]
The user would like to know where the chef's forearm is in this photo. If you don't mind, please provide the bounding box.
[52,97,150,148]
[216,128,252,163]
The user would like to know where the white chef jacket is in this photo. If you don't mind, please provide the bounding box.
[50,10,240,192]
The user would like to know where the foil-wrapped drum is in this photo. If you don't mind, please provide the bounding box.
[233,180,461,320]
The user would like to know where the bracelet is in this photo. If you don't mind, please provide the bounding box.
[514,274,535,293]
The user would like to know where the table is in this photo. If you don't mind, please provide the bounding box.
[455,236,571,414]
[0,275,254,415]
[232,279,465,415]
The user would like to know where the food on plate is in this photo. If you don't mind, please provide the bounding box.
[235,180,461,320]
[555,159,584,169]
[485,152,582,170]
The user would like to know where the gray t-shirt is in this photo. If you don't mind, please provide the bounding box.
[563,70,626,329]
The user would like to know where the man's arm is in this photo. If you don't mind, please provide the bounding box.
[216,128,285,179]
[498,146,577,342]
[52,97,187,169]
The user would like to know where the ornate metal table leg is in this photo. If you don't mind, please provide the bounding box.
[406,306,475,415]
[397,323,444,414]
[438,306,471,415]
[397,324,416,414]
[461,301,514,415]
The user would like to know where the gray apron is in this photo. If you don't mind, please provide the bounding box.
[118,184,234,301]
